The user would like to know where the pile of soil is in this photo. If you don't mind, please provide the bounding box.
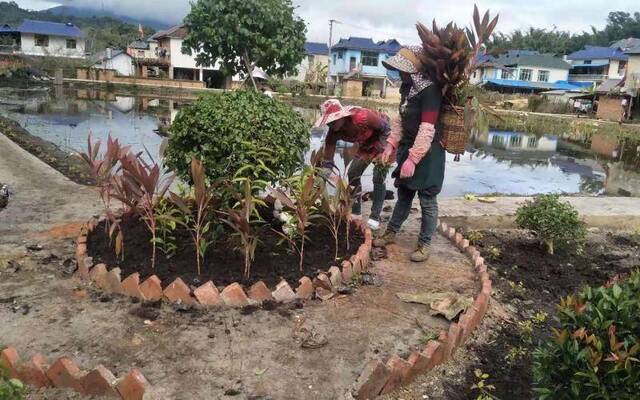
[452,229,640,399]
[88,216,363,288]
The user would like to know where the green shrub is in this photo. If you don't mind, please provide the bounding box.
[528,95,546,112]
[533,271,640,400]
[166,90,309,186]
[515,194,586,255]
[0,364,25,400]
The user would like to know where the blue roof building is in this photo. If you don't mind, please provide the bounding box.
[17,20,86,38]
[0,19,87,58]
[304,42,329,56]
[566,45,628,86]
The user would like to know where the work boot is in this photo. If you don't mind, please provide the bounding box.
[410,244,431,263]
[373,230,396,248]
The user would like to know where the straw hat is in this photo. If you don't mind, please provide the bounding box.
[382,46,425,74]
[314,99,353,127]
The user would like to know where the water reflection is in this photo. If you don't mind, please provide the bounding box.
[0,86,638,198]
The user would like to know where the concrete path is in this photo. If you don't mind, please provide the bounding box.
[0,132,99,252]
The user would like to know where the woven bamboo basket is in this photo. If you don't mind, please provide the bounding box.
[441,106,468,161]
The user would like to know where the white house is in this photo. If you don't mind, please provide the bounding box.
[16,20,86,58]
[566,45,628,86]
[92,48,135,76]
[290,42,329,81]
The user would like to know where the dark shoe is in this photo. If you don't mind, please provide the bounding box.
[410,244,431,263]
[373,230,396,248]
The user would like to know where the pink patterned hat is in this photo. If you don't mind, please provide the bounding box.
[314,99,353,127]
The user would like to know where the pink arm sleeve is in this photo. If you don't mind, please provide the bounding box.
[387,116,402,150]
[407,122,436,164]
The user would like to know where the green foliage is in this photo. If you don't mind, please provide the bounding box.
[488,246,502,260]
[0,364,25,400]
[472,369,500,400]
[182,0,306,80]
[533,271,640,399]
[528,96,546,112]
[467,230,485,246]
[166,91,310,190]
[516,194,586,255]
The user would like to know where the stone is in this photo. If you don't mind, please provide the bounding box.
[424,341,444,369]
[248,281,273,302]
[0,347,19,379]
[163,277,194,305]
[313,273,332,291]
[315,287,335,301]
[121,273,145,300]
[272,280,297,303]
[353,359,391,400]
[105,267,123,294]
[447,227,456,240]
[19,353,51,388]
[116,368,150,400]
[46,356,84,393]
[341,261,354,282]
[380,356,412,394]
[439,222,448,234]
[139,276,163,301]
[193,281,220,306]
[220,283,249,307]
[328,266,343,287]
[82,365,119,397]
[89,263,109,288]
[296,277,314,300]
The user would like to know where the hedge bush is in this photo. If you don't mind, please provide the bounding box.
[165,90,310,185]
[533,271,640,399]
[516,194,586,254]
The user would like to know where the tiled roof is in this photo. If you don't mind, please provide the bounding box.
[377,39,401,55]
[91,49,130,64]
[492,53,571,70]
[332,37,389,53]
[0,24,17,33]
[610,37,640,52]
[151,25,188,40]
[567,46,628,61]
[128,40,150,50]
[17,19,86,38]
[305,42,328,55]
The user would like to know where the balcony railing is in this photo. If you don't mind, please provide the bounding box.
[568,74,608,82]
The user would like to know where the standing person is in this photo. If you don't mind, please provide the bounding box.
[315,100,391,230]
[373,46,446,263]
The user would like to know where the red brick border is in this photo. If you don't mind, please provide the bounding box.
[352,221,492,399]
[75,216,373,309]
[0,346,151,399]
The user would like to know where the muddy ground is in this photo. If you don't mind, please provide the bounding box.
[383,228,640,400]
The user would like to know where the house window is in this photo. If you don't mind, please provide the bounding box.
[519,68,532,81]
[137,50,145,58]
[34,34,49,47]
[338,51,344,60]
[66,39,76,49]
[361,51,378,67]
[618,61,627,74]
[538,70,549,82]
[333,54,337,64]
[308,55,315,66]
[584,60,592,65]
[509,135,522,147]
[501,69,511,79]
[527,136,538,148]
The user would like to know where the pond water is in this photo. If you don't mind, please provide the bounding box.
[1,85,639,198]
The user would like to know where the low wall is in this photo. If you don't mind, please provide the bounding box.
[76,67,205,89]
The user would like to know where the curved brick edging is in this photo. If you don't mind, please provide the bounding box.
[0,346,152,399]
[75,216,373,308]
[352,221,492,399]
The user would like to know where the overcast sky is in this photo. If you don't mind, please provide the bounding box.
[15,0,640,45]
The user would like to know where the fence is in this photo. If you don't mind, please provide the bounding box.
[76,67,206,89]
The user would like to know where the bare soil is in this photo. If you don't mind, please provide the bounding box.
[88,216,363,288]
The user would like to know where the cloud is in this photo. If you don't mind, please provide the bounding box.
[16,0,639,46]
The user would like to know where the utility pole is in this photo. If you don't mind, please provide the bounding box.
[327,19,341,92]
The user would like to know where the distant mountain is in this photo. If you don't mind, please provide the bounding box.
[48,5,171,31]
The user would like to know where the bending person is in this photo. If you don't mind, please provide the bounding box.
[315,100,391,230]
[374,46,446,263]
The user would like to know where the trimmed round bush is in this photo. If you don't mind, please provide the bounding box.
[165,90,310,184]
[533,271,640,399]
[516,194,586,255]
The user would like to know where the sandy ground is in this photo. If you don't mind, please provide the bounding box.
[0,131,478,399]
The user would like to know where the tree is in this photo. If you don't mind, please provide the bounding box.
[182,0,307,89]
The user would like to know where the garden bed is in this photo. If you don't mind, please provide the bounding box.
[87,216,364,288]
[450,228,640,399]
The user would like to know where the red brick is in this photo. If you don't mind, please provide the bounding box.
[248,281,273,302]
[328,266,342,287]
[82,365,119,397]
[272,280,296,303]
[341,261,354,282]
[105,267,123,294]
[478,263,487,274]
[466,246,479,259]
[77,234,87,245]
[315,287,335,301]
[454,233,464,247]
[357,247,371,270]
[76,243,87,258]
[89,263,109,288]
[313,273,332,291]
[77,253,90,279]
[121,273,144,300]
[439,222,448,234]
[380,356,412,394]
[473,252,484,265]
[220,283,249,307]
[18,353,51,388]
[447,227,456,240]
[460,239,470,251]
[457,312,473,344]
[474,293,490,321]
[447,323,463,354]
[353,359,391,400]
[139,275,163,301]
[163,277,194,305]
[482,278,492,297]
[296,277,314,300]
[406,351,431,383]
[193,281,220,306]
[46,356,84,393]
[116,368,150,400]
[424,340,444,368]
[0,347,19,379]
